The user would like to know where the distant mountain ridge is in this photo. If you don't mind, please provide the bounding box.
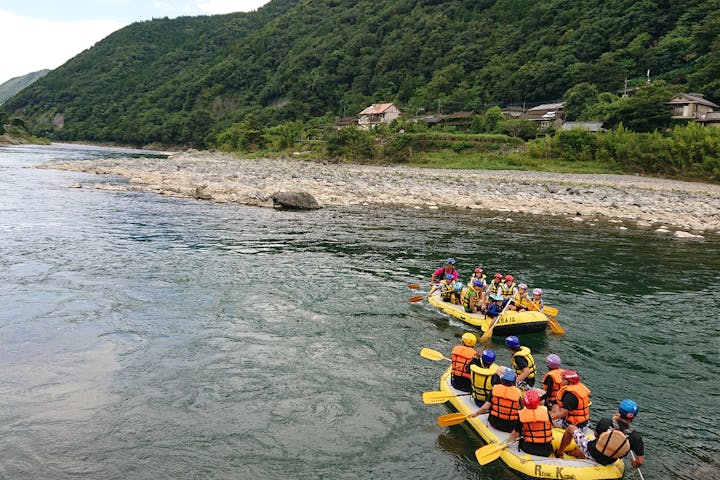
[0,70,50,105]
[4,0,720,147]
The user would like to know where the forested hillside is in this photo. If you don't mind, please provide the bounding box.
[0,70,49,105]
[4,0,720,147]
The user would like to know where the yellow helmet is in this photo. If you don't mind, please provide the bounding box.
[461,332,477,347]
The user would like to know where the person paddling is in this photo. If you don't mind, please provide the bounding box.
[551,370,591,428]
[450,332,477,392]
[430,258,458,284]
[467,369,522,433]
[507,390,554,457]
[556,399,645,470]
[506,335,537,387]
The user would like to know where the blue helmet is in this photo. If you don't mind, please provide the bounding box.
[472,279,484,287]
[501,369,517,384]
[444,273,454,280]
[454,282,463,292]
[481,349,496,365]
[505,335,520,349]
[446,258,455,265]
[490,293,503,301]
[618,399,639,419]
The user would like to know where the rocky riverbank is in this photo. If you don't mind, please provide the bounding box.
[44,151,720,237]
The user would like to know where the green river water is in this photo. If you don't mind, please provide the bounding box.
[0,144,718,479]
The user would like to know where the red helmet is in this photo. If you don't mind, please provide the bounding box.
[561,370,580,385]
[522,390,541,409]
[474,267,483,273]
[504,274,514,282]
[494,273,502,279]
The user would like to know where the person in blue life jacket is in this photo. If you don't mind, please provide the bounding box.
[506,335,536,387]
[556,399,645,469]
[485,293,505,317]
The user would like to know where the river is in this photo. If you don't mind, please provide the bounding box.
[1,143,718,480]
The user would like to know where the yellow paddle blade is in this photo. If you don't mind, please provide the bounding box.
[419,347,451,361]
[475,442,508,465]
[481,315,499,339]
[547,315,566,335]
[422,391,455,404]
[408,295,424,303]
[543,305,559,316]
[437,412,468,427]
[407,283,421,289]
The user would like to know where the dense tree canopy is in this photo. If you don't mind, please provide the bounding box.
[5,0,720,147]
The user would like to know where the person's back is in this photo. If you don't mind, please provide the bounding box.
[553,370,591,428]
[468,349,498,406]
[512,390,553,457]
[450,333,477,392]
[507,336,537,387]
[541,353,564,406]
[488,370,522,432]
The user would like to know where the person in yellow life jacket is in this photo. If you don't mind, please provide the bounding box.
[556,399,644,469]
[467,369,522,432]
[507,389,554,457]
[509,283,530,311]
[541,353,564,407]
[466,349,500,406]
[468,267,486,285]
[530,288,544,312]
[450,332,477,392]
[436,273,456,302]
[499,274,518,300]
[505,335,537,387]
[550,370,591,428]
[461,279,486,313]
[485,273,503,296]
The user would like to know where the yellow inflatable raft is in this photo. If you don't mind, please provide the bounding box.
[427,293,548,335]
[436,368,625,479]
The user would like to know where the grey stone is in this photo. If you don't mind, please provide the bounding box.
[271,190,321,210]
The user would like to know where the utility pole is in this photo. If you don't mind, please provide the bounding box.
[623,77,628,97]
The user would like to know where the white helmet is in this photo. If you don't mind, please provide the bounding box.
[533,288,543,296]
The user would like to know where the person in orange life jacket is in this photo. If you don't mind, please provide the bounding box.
[541,354,564,407]
[450,332,477,392]
[506,335,537,387]
[468,267,486,285]
[550,370,591,429]
[507,389,554,457]
[465,348,500,406]
[485,273,503,296]
[484,294,505,317]
[462,279,486,313]
[430,258,458,284]
[499,274,518,300]
[509,283,530,311]
[556,399,644,469]
[467,369,522,433]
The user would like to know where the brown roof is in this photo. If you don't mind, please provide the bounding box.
[359,103,395,115]
[669,93,719,108]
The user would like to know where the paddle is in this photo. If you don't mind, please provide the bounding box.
[519,298,558,316]
[475,440,518,465]
[481,298,513,339]
[422,390,472,404]
[437,412,469,427]
[419,347,451,361]
[409,295,425,303]
[526,299,566,335]
[630,451,645,480]
[408,283,421,289]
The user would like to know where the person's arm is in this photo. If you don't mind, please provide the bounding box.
[514,356,531,384]
[468,400,491,417]
[629,432,645,468]
[551,393,577,420]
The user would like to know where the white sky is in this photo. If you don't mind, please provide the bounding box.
[0,1,271,85]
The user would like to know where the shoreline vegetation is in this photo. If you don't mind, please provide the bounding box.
[42,149,720,238]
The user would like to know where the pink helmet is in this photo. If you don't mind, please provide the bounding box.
[533,288,543,296]
[518,283,528,290]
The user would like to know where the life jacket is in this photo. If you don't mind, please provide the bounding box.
[595,417,633,459]
[470,363,498,403]
[518,406,553,444]
[470,273,486,285]
[461,286,479,312]
[500,282,516,298]
[557,383,591,426]
[541,368,564,404]
[511,346,536,380]
[440,280,454,300]
[451,345,475,379]
[512,291,528,306]
[530,298,544,311]
[487,280,501,295]
[489,384,522,421]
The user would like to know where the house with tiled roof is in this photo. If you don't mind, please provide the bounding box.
[358,103,401,129]
[524,102,565,129]
[668,93,719,120]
